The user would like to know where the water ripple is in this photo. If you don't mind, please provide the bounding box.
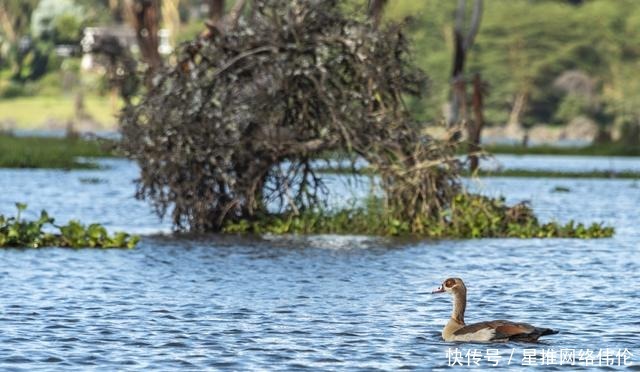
[0,160,639,369]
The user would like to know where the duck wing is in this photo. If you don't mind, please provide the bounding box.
[454,320,558,342]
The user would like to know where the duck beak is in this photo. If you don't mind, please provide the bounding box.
[431,285,445,294]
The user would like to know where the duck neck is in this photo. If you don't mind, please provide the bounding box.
[451,289,466,324]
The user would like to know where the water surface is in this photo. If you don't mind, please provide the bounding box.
[0,158,638,370]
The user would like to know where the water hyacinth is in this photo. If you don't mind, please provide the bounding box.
[223,194,614,238]
[0,203,139,248]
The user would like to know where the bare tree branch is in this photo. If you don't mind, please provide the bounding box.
[368,0,388,28]
[209,0,225,25]
[224,0,247,30]
[455,0,465,35]
[464,0,483,51]
[448,0,483,127]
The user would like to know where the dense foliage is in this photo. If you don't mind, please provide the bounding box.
[2,0,640,144]
[0,203,139,248]
[121,0,461,232]
[385,0,640,137]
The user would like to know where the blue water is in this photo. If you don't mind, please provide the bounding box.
[0,159,639,370]
[483,154,640,173]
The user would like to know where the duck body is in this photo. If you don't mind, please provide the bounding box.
[433,278,558,343]
[443,318,558,343]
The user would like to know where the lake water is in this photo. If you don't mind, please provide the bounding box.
[1,158,639,370]
[484,154,640,173]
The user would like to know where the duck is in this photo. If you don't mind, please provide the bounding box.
[432,277,558,342]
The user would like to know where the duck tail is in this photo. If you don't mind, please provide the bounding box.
[540,328,559,336]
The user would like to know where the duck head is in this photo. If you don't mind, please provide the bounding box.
[432,277,467,295]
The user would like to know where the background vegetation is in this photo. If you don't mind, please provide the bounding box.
[0,0,624,240]
[384,0,640,136]
[0,134,114,168]
[1,0,640,146]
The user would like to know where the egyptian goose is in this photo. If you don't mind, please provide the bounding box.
[432,278,558,342]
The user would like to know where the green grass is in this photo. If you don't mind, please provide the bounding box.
[483,144,640,157]
[0,95,119,130]
[0,135,116,169]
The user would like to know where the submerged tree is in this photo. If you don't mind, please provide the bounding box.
[120,0,461,232]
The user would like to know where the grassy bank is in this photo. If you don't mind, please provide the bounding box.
[483,144,640,157]
[0,135,116,169]
[0,95,118,130]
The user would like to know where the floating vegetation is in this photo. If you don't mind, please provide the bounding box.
[551,186,571,193]
[223,194,614,239]
[79,177,108,184]
[0,203,139,248]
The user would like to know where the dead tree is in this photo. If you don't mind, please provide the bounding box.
[448,0,482,127]
[120,0,460,232]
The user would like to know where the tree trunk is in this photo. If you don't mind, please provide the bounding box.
[127,0,162,72]
[0,7,16,44]
[209,0,225,25]
[508,91,527,127]
[368,0,388,28]
[468,73,485,172]
[449,30,465,126]
[451,77,467,125]
[203,0,246,38]
[447,0,483,127]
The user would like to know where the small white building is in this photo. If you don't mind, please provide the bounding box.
[81,25,172,70]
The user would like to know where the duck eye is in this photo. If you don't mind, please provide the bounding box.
[445,279,455,287]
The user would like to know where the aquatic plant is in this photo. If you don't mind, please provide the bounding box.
[0,203,139,248]
[223,194,614,239]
